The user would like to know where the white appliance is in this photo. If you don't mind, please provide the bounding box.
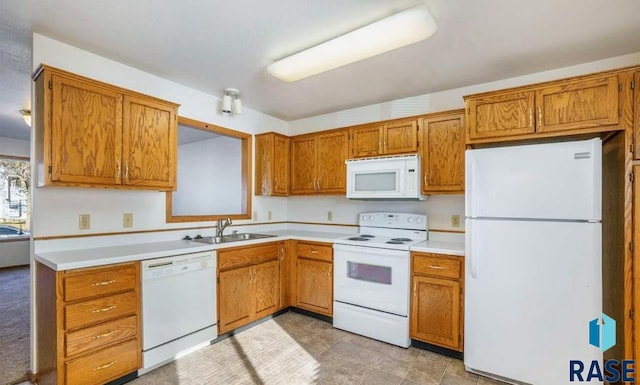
[346,154,426,200]
[465,138,602,385]
[333,212,428,347]
[141,251,217,372]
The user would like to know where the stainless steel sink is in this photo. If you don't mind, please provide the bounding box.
[192,233,277,244]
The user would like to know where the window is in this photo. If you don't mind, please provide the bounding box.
[0,157,30,233]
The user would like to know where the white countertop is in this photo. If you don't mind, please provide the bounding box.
[35,229,354,271]
[35,229,465,271]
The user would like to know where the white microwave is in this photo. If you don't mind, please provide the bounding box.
[346,154,426,200]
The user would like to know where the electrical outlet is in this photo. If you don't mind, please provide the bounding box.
[268,211,272,220]
[451,214,461,228]
[253,211,258,220]
[79,214,90,230]
[327,211,333,221]
[123,213,133,228]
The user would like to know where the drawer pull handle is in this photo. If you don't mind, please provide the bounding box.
[310,250,319,254]
[92,305,117,313]
[91,330,116,340]
[428,265,445,269]
[91,280,116,286]
[93,361,116,371]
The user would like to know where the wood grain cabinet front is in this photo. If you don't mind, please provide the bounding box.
[33,65,178,191]
[294,241,333,316]
[217,242,283,334]
[290,130,348,194]
[349,119,419,158]
[465,74,622,144]
[255,132,290,196]
[410,252,464,352]
[35,261,141,385]
[420,111,465,194]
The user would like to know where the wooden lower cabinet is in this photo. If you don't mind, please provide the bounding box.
[217,242,282,334]
[35,261,141,385]
[294,241,333,316]
[410,252,464,352]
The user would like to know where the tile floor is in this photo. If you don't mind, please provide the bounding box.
[128,312,509,385]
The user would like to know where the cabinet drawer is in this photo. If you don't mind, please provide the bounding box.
[65,315,137,357]
[413,254,461,279]
[64,263,137,302]
[218,243,279,271]
[296,242,332,262]
[65,291,137,330]
[65,338,138,385]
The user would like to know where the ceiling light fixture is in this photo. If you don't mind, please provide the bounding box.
[19,110,31,127]
[221,88,242,115]
[267,5,437,82]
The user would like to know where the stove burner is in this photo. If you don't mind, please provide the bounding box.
[391,238,412,242]
[348,237,370,241]
[360,234,375,238]
[386,241,406,244]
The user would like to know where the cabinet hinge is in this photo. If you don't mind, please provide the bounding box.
[618,83,623,92]
[631,81,636,90]
[48,166,52,174]
[630,172,635,183]
[630,242,634,252]
[48,80,52,89]
[631,310,635,320]
[217,277,220,284]
[619,108,622,117]
[631,143,634,154]
[466,108,470,115]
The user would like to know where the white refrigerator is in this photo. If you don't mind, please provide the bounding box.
[464,138,603,385]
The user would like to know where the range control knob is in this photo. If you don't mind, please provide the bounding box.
[407,217,415,223]
[194,234,203,240]
[182,235,192,240]
[416,217,424,223]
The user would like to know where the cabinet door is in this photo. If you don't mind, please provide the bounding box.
[290,136,317,194]
[316,130,349,193]
[255,133,274,196]
[536,75,619,133]
[50,74,123,185]
[633,72,640,159]
[253,260,280,319]
[383,120,418,154]
[350,125,382,158]
[410,275,461,351]
[273,135,290,195]
[297,258,332,316]
[421,113,465,193]
[122,95,176,190]
[218,266,252,334]
[467,91,535,140]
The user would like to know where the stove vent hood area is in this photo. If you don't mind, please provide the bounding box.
[345,154,428,201]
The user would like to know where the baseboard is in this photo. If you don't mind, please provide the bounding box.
[289,307,332,323]
[411,339,464,360]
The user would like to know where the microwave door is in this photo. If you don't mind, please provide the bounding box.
[349,168,404,198]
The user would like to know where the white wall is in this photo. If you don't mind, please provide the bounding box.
[0,137,30,157]
[31,34,289,238]
[174,135,243,215]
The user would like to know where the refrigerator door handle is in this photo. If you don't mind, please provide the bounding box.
[466,219,477,279]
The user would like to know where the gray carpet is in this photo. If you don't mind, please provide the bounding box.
[0,266,29,385]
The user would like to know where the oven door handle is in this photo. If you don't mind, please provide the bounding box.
[332,243,409,258]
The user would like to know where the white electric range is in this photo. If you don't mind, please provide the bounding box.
[333,212,428,348]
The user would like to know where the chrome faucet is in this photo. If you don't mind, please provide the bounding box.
[216,218,232,237]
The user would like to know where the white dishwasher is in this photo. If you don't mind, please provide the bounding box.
[141,251,217,372]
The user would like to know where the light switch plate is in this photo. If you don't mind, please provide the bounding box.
[451,215,461,227]
[79,214,90,230]
[123,213,133,228]
[327,211,333,221]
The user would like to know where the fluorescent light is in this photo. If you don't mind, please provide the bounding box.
[267,5,437,82]
[19,110,31,127]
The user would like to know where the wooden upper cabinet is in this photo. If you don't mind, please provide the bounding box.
[255,132,290,196]
[316,130,348,193]
[34,65,179,191]
[50,74,123,185]
[123,95,176,189]
[421,111,465,194]
[350,120,419,158]
[290,135,317,194]
[467,91,535,140]
[350,125,382,157]
[635,71,640,160]
[290,129,348,194]
[383,120,419,154]
[536,75,619,133]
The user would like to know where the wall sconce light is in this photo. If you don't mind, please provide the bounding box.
[19,110,31,127]
[221,88,242,115]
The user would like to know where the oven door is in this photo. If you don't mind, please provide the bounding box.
[333,244,409,316]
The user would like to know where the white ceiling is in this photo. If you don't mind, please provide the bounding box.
[1,0,639,141]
